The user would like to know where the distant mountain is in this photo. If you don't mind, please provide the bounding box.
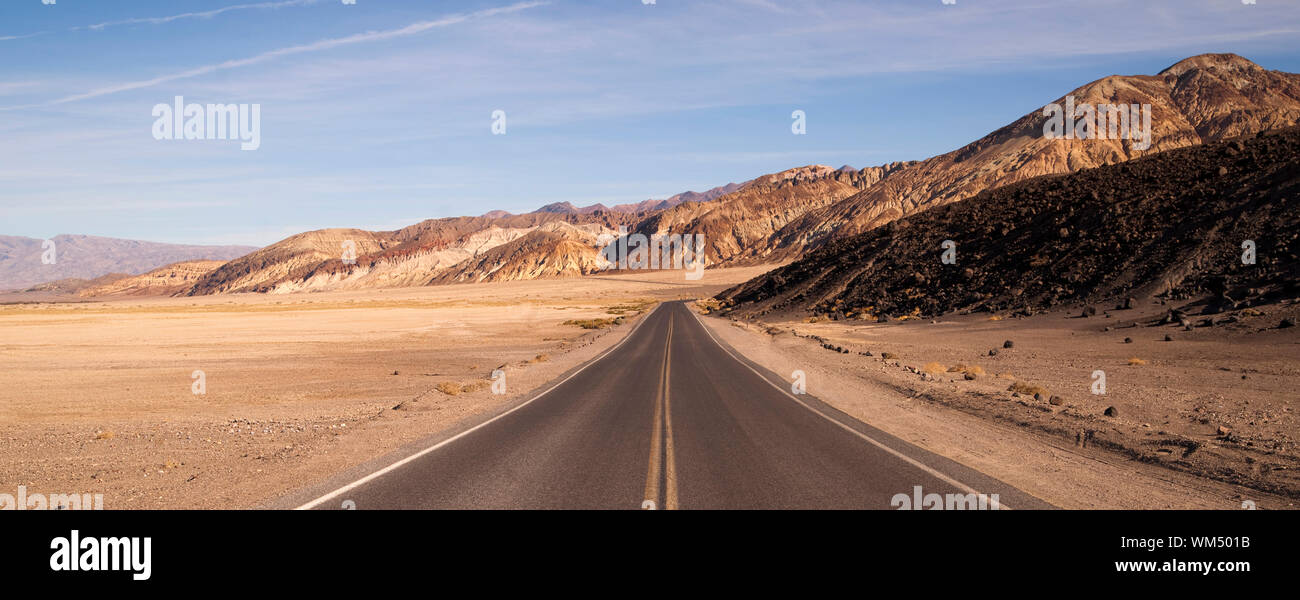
[610,183,747,214]
[19,272,131,295]
[49,54,1300,298]
[179,182,745,295]
[79,260,229,298]
[184,212,641,295]
[0,234,256,291]
[718,127,1300,319]
[528,182,749,216]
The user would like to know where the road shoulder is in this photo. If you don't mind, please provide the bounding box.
[697,311,1289,509]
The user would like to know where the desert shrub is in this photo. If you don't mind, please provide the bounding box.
[564,318,616,329]
[1008,381,1049,397]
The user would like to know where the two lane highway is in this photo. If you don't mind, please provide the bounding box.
[297,302,1050,510]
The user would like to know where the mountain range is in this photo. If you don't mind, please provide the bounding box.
[717,125,1300,319]
[0,234,255,292]
[11,54,1299,300]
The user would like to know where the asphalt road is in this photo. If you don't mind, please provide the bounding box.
[298,301,1052,510]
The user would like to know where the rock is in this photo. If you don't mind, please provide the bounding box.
[1124,337,1133,343]
[1217,425,1232,436]
[1104,406,1119,417]
[1164,334,1174,341]
[1083,305,1097,317]
[1124,297,1136,310]
[1158,309,1187,325]
[1049,396,1064,406]
[1034,392,1045,402]
[392,371,400,376]
[1104,326,1113,332]
[1003,340,1014,349]
[1281,318,1295,329]
[1218,166,1229,176]
[988,349,998,356]
[963,372,977,381]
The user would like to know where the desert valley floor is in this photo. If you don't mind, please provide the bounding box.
[1,266,1295,509]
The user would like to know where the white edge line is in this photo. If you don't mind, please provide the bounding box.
[687,307,1014,510]
[294,303,664,510]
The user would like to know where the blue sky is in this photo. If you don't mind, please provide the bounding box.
[1,0,1298,246]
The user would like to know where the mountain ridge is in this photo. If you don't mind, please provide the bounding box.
[0,234,256,292]
[717,126,1300,319]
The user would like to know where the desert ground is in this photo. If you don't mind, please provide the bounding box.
[0,267,768,509]
[700,299,1300,509]
[2,265,1295,509]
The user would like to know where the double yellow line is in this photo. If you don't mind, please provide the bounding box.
[643,313,679,510]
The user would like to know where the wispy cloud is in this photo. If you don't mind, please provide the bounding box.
[73,0,322,32]
[0,32,47,42]
[7,1,549,109]
[2,0,323,42]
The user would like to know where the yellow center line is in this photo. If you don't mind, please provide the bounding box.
[663,315,679,510]
[643,312,678,510]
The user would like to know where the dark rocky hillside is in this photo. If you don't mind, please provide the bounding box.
[718,127,1300,320]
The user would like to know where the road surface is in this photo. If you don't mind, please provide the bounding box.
[296,302,1051,509]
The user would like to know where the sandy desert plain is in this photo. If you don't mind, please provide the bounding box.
[0,267,765,509]
[1,265,1296,509]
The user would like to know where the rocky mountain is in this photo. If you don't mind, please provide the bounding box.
[612,183,746,214]
[79,260,228,297]
[632,163,912,264]
[17,272,132,296]
[37,54,1298,298]
[184,211,640,295]
[0,234,256,292]
[530,182,749,216]
[179,180,749,295]
[741,54,1300,265]
[430,222,611,284]
[717,127,1300,320]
